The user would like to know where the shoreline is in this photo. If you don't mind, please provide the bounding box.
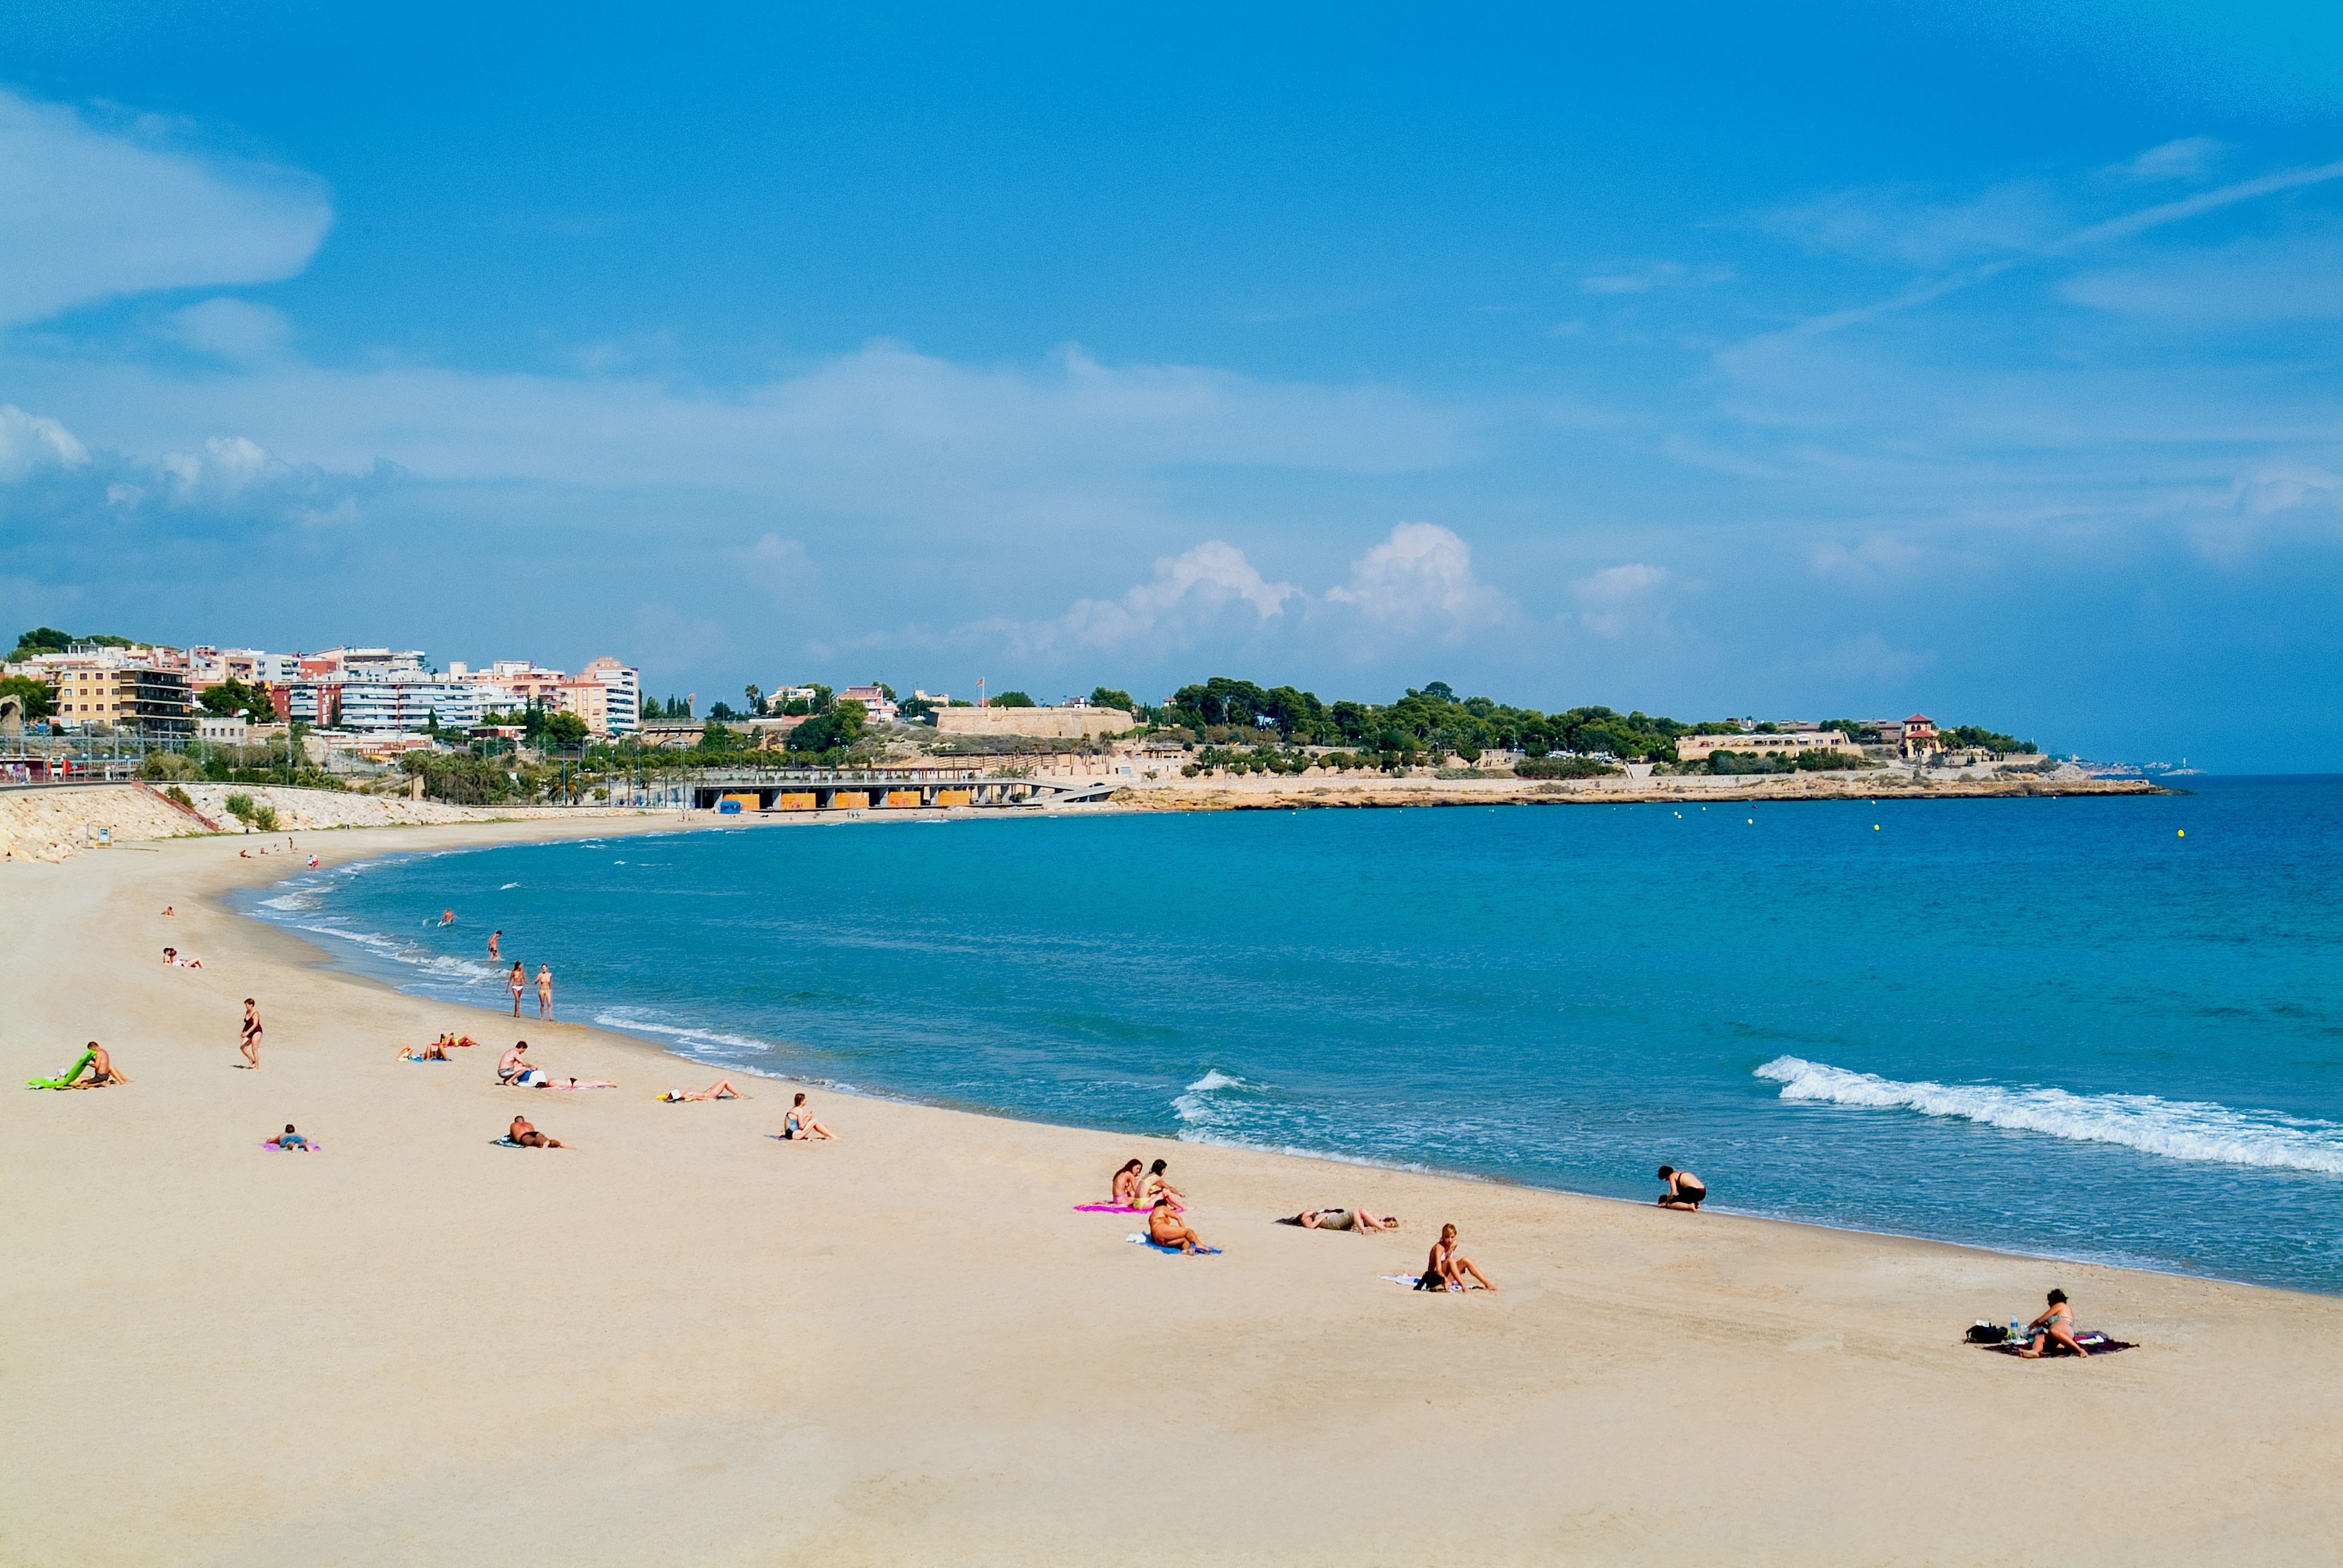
[234,827,2321,1301]
[7,812,2339,1564]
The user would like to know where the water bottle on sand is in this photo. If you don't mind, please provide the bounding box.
[2009,1317,2023,1343]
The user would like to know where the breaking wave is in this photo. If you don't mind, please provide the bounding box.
[1755,1056,2343,1174]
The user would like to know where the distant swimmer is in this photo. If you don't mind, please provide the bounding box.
[508,962,526,1017]
[1657,1165,1707,1210]
[536,964,554,1021]
[488,929,502,961]
[238,998,263,1069]
[439,909,456,927]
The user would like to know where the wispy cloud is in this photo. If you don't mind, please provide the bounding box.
[0,90,331,328]
[2112,137,2227,182]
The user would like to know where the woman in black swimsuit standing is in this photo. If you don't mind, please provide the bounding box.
[238,998,263,1069]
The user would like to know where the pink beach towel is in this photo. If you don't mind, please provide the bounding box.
[1074,1203,1151,1213]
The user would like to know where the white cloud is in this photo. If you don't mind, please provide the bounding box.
[1810,536,1926,586]
[0,402,89,481]
[0,91,333,328]
[1325,522,1511,631]
[1568,562,1671,638]
[1049,540,1298,650]
[164,298,294,363]
[2113,137,2226,182]
[740,533,814,598]
[1761,182,2066,268]
[2060,237,2343,324]
[1578,262,1732,295]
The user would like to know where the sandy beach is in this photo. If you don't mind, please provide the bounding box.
[4,814,2337,1567]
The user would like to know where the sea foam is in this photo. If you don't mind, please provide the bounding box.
[1755,1055,2343,1174]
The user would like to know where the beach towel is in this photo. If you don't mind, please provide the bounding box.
[493,1136,531,1148]
[400,1056,453,1064]
[1382,1273,1485,1292]
[1983,1332,2137,1357]
[1126,1233,1221,1255]
[259,1141,322,1152]
[1075,1203,1151,1213]
[26,1050,96,1090]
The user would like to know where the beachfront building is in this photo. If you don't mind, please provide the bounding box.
[1674,729,1857,764]
[935,703,1134,740]
[186,647,301,693]
[456,660,567,710]
[573,656,640,735]
[50,662,194,737]
[337,676,512,732]
[1897,714,1940,759]
[273,680,343,727]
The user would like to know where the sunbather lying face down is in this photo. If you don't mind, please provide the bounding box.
[1148,1197,1211,1254]
[508,1116,566,1148]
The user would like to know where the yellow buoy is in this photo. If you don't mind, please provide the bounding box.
[1746,818,1754,824]
[1873,824,1880,831]
[2177,829,2185,837]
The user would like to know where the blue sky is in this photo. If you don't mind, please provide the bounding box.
[2,2,2339,767]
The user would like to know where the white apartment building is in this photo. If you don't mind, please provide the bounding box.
[338,677,513,732]
[574,656,640,734]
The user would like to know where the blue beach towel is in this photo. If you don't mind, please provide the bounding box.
[1126,1232,1221,1255]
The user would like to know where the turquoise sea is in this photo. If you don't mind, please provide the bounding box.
[238,776,2343,1294]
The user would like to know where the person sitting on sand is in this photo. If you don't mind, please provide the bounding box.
[507,1115,566,1149]
[498,1042,533,1084]
[1148,1195,1212,1254]
[162,906,174,917]
[64,1042,130,1087]
[1288,1206,1399,1233]
[399,1041,451,1061]
[661,1081,748,1102]
[1657,1165,1707,1210]
[162,946,203,968]
[2018,1289,2089,1359]
[267,1124,311,1151]
[1425,1223,1497,1292]
[1133,1158,1186,1210]
[780,1092,837,1139]
[1110,1158,1143,1206]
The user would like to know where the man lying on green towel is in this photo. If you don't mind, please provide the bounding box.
[28,1042,129,1089]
